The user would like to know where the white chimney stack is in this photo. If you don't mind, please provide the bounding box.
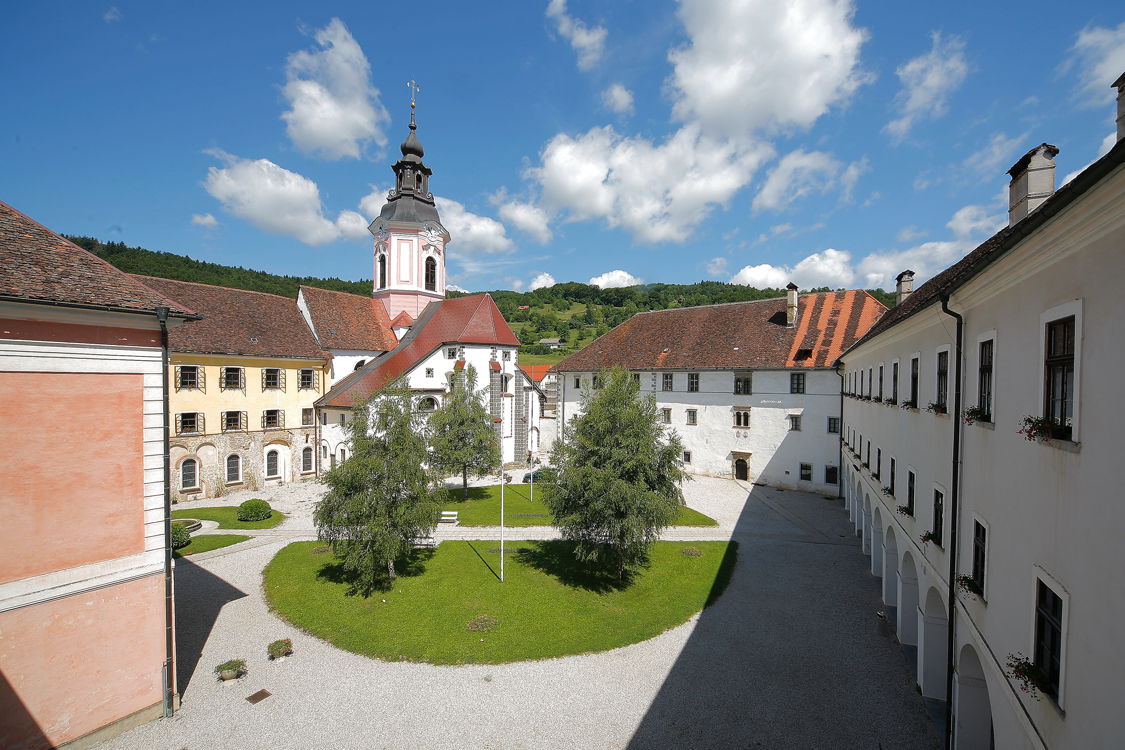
[786,282,798,328]
[895,270,915,306]
[1114,72,1125,143]
[1007,143,1059,227]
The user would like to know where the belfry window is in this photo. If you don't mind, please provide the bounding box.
[378,254,387,289]
[425,257,437,291]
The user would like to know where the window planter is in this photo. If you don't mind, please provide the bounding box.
[1005,653,1049,700]
[896,505,912,517]
[885,398,897,406]
[900,400,918,410]
[919,530,939,545]
[926,402,947,415]
[962,405,989,425]
[955,574,983,598]
[1018,415,1070,442]
[881,486,894,497]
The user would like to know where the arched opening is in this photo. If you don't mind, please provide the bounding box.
[354,359,366,371]
[734,458,748,480]
[377,254,387,289]
[302,447,313,473]
[898,551,920,646]
[920,587,949,698]
[225,454,241,483]
[181,458,198,490]
[415,173,423,191]
[418,396,437,412]
[425,256,437,291]
[955,644,994,750]
[265,449,280,479]
[862,494,872,555]
[870,507,884,577]
[853,480,863,533]
[883,525,899,607]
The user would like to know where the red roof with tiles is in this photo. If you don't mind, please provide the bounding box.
[519,364,553,382]
[555,290,886,372]
[299,285,397,352]
[317,294,520,407]
[390,311,414,327]
[0,201,194,316]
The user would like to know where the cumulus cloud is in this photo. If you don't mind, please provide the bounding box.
[589,269,642,288]
[947,204,1004,239]
[357,185,390,219]
[191,213,218,228]
[731,248,855,289]
[857,241,973,290]
[897,226,926,243]
[434,197,514,255]
[885,32,969,142]
[446,283,469,293]
[1062,22,1125,107]
[602,83,635,115]
[752,150,866,212]
[498,200,553,243]
[706,257,728,276]
[335,210,371,241]
[281,18,389,160]
[546,0,607,71]
[103,6,122,22]
[963,132,1027,179]
[529,272,557,291]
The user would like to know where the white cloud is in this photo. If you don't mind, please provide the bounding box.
[103,6,122,22]
[498,200,553,243]
[191,213,218,228]
[602,83,635,115]
[1061,131,1117,186]
[839,157,869,203]
[434,197,514,255]
[529,272,557,291]
[730,248,855,289]
[589,269,642,288]
[335,210,371,241]
[446,283,469,293]
[1063,22,1125,107]
[885,32,969,142]
[668,0,871,140]
[706,257,728,276]
[358,185,390,219]
[857,240,972,290]
[963,132,1026,179]
[946,204,1004,239]
[897,225,926,243]
[546,0,607,71]
[281,18,389,160]
[753,150,865,212]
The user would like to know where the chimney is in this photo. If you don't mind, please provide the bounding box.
[1007,143,1059,226]
[1114,72,1125,143]
[895,270,915,306]
[785,282,798,328]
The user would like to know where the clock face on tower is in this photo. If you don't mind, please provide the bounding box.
[422,222,446,244]
[370,218,390,241]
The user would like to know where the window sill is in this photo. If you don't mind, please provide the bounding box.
[225,481,245,487]
[972,420,995,430]
[180,487,202,494]
[177,432,202,437]
[300,470,316,476]
[1041,438,1081,454]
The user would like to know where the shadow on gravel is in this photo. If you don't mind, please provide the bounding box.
[174,557,247,696]
[314,547,435,597]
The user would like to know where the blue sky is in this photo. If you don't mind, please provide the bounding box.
[2,1,1123,293]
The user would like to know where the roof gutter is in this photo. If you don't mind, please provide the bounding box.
[0,294,202,320]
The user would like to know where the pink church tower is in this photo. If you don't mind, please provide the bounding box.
[369,84,450,320]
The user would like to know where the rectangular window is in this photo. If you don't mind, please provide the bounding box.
[827,416,840,434]
[176,365,200,390]
[223,411,244,432]
[888,458,896,495]
[299,368,316,390]
[263,409,282,429]
[865,441,870,467]
[877,365,883,400]
[906,471,916,515]
[932,490,944,546]
[909,357,919,406]
[971,521,987,595]
[502,350,511,361]
[687,373,700,392]
[574,377,581,389]
[978,340,993,420]
[177,412,202,434]
[936,351,948,409]
[867,368,872,397]
[320,412,327,425]
[683,451,692,464]
[799,463,813,481]
[632,372,641,385]
[734,374,752,394]
[788,414,802,431]
[733,409,751,427]
[446,347,458,359]
[790,372,806,394]
[825,465,839,484]
[263,367,283,390]
[221,367,243,390]
[1044,316,1075,439]
[662,373,674,391]
[686,409,697,426]
[1035,580,1064,698]
[339,413,346,425]
[302,408,314,426]
[662,408,672,424]
[874,448,881,479]
[302,448,314,473]
[891,362,899,403]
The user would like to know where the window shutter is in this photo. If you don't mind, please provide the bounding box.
[261,411,267,429]
[261,369,267,390]
[279,370,286,391]
[175,414,182,433]
[174,367,182,390]
[279,410,285,428]
[198,413,205,434]
[199,368,206,392]
[240,411,247,431]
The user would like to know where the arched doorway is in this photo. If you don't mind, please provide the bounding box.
[734,458,748,480]
[898,551,919,646]
[870,507,883,576]
[920,587,949,698]
[862,494,872,555]
[883,526,899,607]
[955,644,994,750]
[854,480,863,534]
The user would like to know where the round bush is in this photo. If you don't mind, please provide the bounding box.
[237,499,272,522]
[170,522,191,550]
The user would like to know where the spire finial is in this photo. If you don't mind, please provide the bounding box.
[407,79,420,130]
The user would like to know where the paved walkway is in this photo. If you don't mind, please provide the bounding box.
[105,477,939,749]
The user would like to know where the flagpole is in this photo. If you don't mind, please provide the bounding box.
[500,355,506,583]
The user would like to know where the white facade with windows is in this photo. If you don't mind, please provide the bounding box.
[841,130,1125,748]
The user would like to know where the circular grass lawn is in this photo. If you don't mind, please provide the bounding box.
[263,539,737,665]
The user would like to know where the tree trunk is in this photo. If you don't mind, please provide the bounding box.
[387,558,396,580]
[462,466,469,500]
[617,551,625,582]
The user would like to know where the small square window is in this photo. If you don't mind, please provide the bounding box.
[178,412,201,434]
[686,409,697,426]
[177,365,200,390]
[302,408,314,426]
[263,409,281,429]
[734,374,752,395]
[425,368,434,377]
[662,373,674,391]
[446,347,458,359]
[687,373,699,392]
[222,367,243,390]
[574,377,581,389]
[825,465,839,484]
[790,373,805,394]
[683,451,692,464]
[299,369,315,390]
[223,411,243,431]
[263,368,282,390]
[799,463,812,481]
[661,408,672,424]
[788,415,802,431]
[502,351,511,361]
[827,417,840,434]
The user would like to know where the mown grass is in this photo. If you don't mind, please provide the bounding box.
[174,533,251,557]
[440,485,718,527]
[172,506,286,529]
[515,352,568,366]
[263,539,737,664]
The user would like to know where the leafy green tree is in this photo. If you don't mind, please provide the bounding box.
[428,366,501,500]
[544,366,687,580]
[314,384,439,591]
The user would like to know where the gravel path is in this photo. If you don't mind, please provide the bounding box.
[106,477,940,749]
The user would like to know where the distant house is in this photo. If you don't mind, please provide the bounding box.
[517,305,530,310]
[538,337,561,349]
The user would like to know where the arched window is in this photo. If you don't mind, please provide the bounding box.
[415,173,423,191]
[226,454,241,483]
[377,254,387,289]
[181,458,198,490]
[734,410,751,428]
[501,374,512,393]
[425,256,437,291]
[354,359,366,371]
[266,449,279,478]
[302,447,313,473]
[339,447,347,463]
[418,396,437,412]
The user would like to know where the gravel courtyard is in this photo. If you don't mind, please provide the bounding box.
[102,476,939,750]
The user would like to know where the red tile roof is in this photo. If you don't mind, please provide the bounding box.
[519,364,553,382]
[555,290,886,372]
[390,311,414,327]
[318,294,519,407]
[134,275,326,359]
[0,201,194,316]
[299,285,396,352]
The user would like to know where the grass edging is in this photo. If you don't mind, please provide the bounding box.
[174,533,252,557]
[172,506,286,530]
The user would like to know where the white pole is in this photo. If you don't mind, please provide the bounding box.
[500,355,506,583]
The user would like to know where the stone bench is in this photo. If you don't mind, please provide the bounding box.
[439,511,459,526]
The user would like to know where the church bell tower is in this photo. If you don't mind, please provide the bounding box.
[369,81,450,320]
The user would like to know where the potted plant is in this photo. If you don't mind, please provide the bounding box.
[881,486,894,497]
[955,574,983,598]
[901,399,917,410]
[896,504,913,517]
[1006,653,1049,700]
[267,639,293,660]
[926,401,947,415]
[962,405,987,425]
[215,659,247,681]
[885,398,897,406]
[919,530,939,544]
[1018,415,1066,442]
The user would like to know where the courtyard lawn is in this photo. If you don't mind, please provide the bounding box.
[175,533,251,557]
[441,485,718,527]
[263,539,736,664]
[171,506,286,530]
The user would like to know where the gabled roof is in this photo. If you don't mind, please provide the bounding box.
[519,364,554,383]
[0,201,194,316]
[317,294,519,407]
[390,311,414,327]
[555,290,886,372]
[134,275,326,360]
[842,137,1125,357]
[299,285,396,352]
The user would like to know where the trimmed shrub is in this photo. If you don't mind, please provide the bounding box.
[171,522,191,550]
[237,499,272,521]
[267,638,293,660]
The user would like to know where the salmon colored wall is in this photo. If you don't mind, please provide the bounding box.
[0,318,160,348]
[0,372,145,584]
[0,575,165,750]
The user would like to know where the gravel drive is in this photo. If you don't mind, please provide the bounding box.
[104,476,940,749]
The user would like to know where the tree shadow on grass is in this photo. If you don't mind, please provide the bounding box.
[444,486,491,502]
[314,547,435,597]
[514,540,641,593]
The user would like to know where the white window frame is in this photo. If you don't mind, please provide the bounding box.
[975,329,997,420]
[661,408,672,424]
[970,513,990,600]
[1039,299,1083,442]
[1030,566,1070,708]
[225,454,243,484]
[221,366,244,390]
[683,451,692,464]
[685,409,697,426]
[298,368,316,390]
[180,458,199,490]
[265,448,281,479]
[934,343,952,410]
[932,481,948,547]
[302,446,314,473]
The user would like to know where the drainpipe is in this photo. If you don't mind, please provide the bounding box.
[156,307,176,718]
[939,294,963,750]
[834,360,844,499]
